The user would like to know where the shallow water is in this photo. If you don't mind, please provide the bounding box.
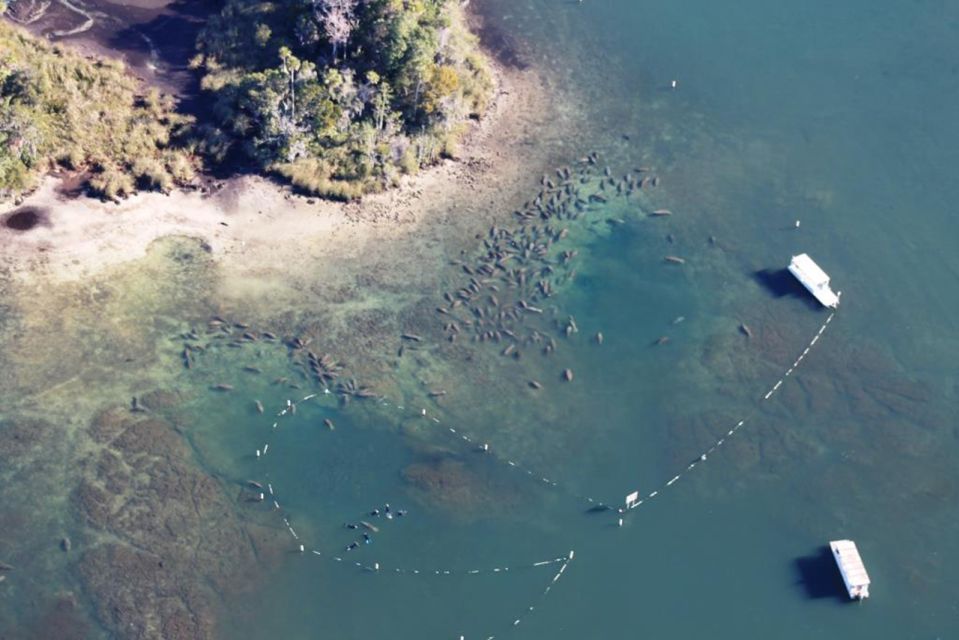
[2,0,959,637]
[210,0,959,635]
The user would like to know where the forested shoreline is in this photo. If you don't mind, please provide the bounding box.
[0,22,196,200]
[0,0,493,201]
[194,0,493,199]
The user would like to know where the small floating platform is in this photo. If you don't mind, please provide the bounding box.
[830,539,871,600]
[788,253,841,308]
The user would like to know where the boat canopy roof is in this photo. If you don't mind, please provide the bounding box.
[790,253,830,286]
[831,539,871,587]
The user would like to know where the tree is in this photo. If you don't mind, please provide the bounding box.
[254,23,272,47]
[422,64,459,115]
[371,81,392,133]
[193,0,493,197]
[294,13,320,47]
[313,0,358,62]
[278,46,302,120]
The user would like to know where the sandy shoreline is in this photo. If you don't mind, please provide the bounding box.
[0,55,561,286]
[0,22,590,639]
[0,3,594,413]
[0,2,616,636]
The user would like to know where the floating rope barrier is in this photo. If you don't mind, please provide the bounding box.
[619,312,835,516]
[247,310,836,533]
[501,550,575,635]
[206,302,835,636]
[4,0,52,25]
[256,391,569,573]
[242,387,579,637]
[376,397,613,509]
[348,312,839,522]
[310,550,569,578]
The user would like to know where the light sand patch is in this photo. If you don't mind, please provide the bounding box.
[0,61,569,291]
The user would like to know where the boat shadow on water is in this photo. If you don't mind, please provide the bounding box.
[753,268,823,310]
[793,546,855,602]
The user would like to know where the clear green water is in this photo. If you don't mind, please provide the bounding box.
[209,1,958,637]
[3,0,959,637]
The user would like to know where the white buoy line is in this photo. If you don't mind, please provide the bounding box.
[500,550,575,635]
[619,312,835,516]
[250,310,837,538]
[206,308,835,636]
[378,397,613,509]
[248,389,576,638]
[360,311,838,522]
[4,0,52,25]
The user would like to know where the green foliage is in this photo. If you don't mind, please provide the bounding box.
[196,0,493,197]
[58,147,85,171]
[255,23,272,47]
[0,22,196,199]
[88,166,135,202]
[0,0,493,201]
[273,156,368,201]
[132,157,174,192]
[398,145,418,175]
[167,153,195,183]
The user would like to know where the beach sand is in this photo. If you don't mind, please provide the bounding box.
[0,11,595,636]
[0,59,563,285]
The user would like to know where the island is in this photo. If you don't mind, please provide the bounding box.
[1,0,493,202]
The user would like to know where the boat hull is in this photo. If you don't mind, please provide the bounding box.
[788,254,840,308]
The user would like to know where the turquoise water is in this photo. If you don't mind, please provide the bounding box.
[2,0,959,637]
[206,0,958,637]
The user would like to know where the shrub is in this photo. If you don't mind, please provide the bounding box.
[57,147,85,170]
[132,157,173,191]
[89,167,135,202]
[167,154,195,183]
[273,158,366,201]
[0,22,193,198]
[399,146,418,175]
[0,157,34,193]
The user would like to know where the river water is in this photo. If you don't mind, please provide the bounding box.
[2,0,958,638]
[216,0,959,636]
